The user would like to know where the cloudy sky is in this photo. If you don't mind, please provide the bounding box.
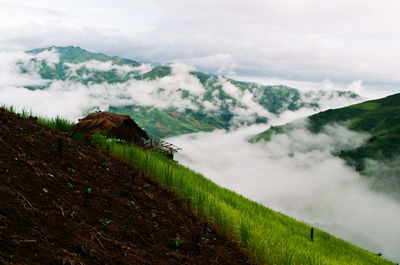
[1,0,400,91]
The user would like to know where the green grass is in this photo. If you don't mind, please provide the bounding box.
[3,106,395,265]
[352,102,381,111]
[1,105,74,133]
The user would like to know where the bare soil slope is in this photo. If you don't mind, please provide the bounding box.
[0,108,249,265]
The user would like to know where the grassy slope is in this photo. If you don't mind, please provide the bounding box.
[4,105,394,265]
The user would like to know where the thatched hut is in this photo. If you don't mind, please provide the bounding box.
[72,111,149,146]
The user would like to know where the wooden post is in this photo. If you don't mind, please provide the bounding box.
[311,227,314,242]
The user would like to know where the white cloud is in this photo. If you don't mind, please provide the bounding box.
[0,52,208,118]
[215,77,272,125]
[32,48,60,66]
[230,75,393,100]
[0,51,46,87]
[64,60,153,78]
[0,83,91,120]
[181,53,237,75]
[218,76,241,99]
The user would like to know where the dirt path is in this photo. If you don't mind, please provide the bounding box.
[0,108,250,265]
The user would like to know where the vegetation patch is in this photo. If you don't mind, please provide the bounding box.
[351,102,381,110]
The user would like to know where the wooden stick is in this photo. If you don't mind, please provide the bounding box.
[311,227,314,242]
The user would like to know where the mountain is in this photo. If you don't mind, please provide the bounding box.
[17,46,360,138]
[253,93,400,197]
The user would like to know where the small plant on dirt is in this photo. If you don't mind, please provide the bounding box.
[86,188,92,199]
[68,182,74,188]
[130,201,139,210]
[99,219,114,228]
[173,237,183,247]
[201,237,209,243]
[151,210,158,218]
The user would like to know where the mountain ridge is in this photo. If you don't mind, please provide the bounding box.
[16,46,361,138]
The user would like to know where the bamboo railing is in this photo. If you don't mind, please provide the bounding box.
[142,138,182,159]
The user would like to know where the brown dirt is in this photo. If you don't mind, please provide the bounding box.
[0,108,251,265]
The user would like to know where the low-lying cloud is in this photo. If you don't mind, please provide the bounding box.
[0,49,365,124]
[64,60,152,76]
[168,120,400,262]
[0,51,208,120]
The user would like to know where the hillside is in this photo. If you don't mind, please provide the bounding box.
[253,93,400,196]
[1,107,396,264]
[16,46,360,138]
[0,108,249,264]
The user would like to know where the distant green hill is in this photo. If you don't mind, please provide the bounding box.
[253,93,400,196]
[30,46,140,66]
[27,46,140,83]
[21,46,359,138]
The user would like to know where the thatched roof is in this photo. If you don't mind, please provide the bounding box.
[72,112,149,145]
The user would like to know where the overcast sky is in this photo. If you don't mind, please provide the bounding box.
[1,0,400,91]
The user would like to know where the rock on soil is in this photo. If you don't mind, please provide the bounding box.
[0,108,250,265]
